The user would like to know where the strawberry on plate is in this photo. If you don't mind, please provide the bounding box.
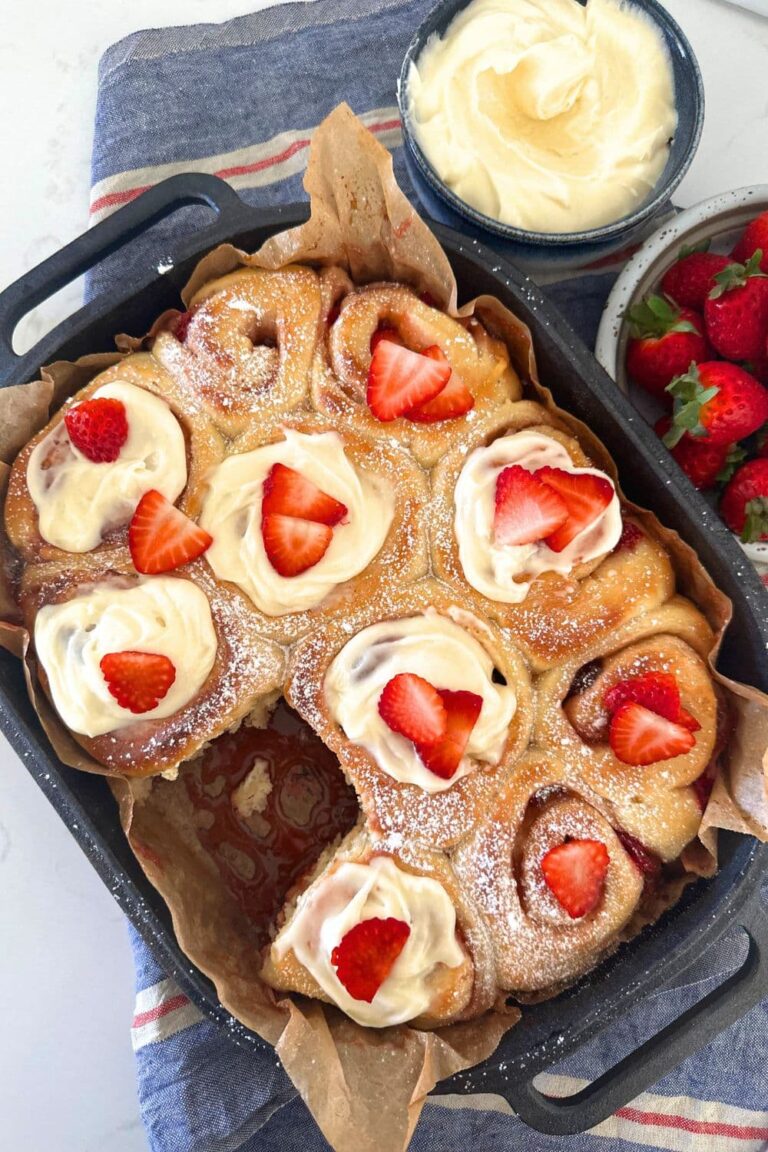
[720,458,768,542]
[653,417,744,491]
[493,465,568,547]
[331,916,410,1002]
[704,253,768,362]
[405,347,474,422]
[64,397,129,463]
[661,248,731,311]
[664,362,768,448]
[100,650,176,714]
[378,673,447,746]
[541,839,609,919]
[366,338,451,422]
[609,701,696,766]
[625,295,710,401]
[614,521,644,553]
[262,463,348,526]
[129,490,213,574]
[732,214,768,272]
[604,670,700,732]
[261,513,333,577]
[416,689,483,780]
[535,466,614,553]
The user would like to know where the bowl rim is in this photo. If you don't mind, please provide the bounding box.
[397,0,705,247]
[594,183,768,381]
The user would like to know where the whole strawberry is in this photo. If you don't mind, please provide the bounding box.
[661,249,730,311]
[704,252,768,361]
[720,458,768,542]
[654,416,745,490]
[664,361,768,448]
[732,212,768,273]
[625,296,710,401]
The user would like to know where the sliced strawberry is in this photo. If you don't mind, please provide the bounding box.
[493,465,569,547]
[261,513,332,577]
[405,347,474,422]
[614,829,662,881]
[604,669,702,733]
[326,302,341,328]
[369,326,403,353]
[378,673,447,746]
[330,916,410,1002]
[366,339,451,422]
[416,689,483,780]
[541,839,609,918]
[609,701,696,766]
[536,467,614,553]
[100,650,176,714]
[262,463,348,526]
[129,490,213,575]
[64,397,129,463]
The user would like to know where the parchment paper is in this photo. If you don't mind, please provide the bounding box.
[1,103,767,1151]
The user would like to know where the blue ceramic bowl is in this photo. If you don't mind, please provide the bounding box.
[398,0,705,270]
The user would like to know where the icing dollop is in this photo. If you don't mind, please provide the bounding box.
[324,610,517,793]
[454,430,622,603]
[34,577,217,737]
[27,381,187,552]
[199,430,394,616]
[272,855,465,1027]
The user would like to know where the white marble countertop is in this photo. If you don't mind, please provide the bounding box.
[1,1,767,1149]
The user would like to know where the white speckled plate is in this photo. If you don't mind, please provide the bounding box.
[595,185,768,579]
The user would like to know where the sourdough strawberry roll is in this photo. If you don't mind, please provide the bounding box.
[196,415,429,645]
[535,598,720,861]
[5,354,224,564]
[261,826,496,1028]
[19,553,285,777]
[430,402,676,671]
[314,281,521,468]
[285,578,533,848]
[152,265,323,437]
[453,752,645,994]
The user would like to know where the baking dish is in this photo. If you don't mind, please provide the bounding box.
[0,173,766,1136]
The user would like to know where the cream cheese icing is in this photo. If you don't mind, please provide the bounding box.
[34,577,217,737]
[199,430,394,616]
[272,855,465,1027]
[27,381,187,553]
[454,430,622,604]
[407,0,677,233]
[324,610,517,794]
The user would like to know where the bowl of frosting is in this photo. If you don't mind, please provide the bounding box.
[399,0,704,269]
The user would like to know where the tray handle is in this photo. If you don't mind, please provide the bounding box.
[0,172,243,380]
[501,886,768,1135]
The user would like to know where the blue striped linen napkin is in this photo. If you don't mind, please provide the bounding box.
[89,2,768,1149]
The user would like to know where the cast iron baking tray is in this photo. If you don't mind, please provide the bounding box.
[0,174,766,1135]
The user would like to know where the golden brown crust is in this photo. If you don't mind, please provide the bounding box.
[152,265,323,436]
[5,354,224,562]
[19,552,285,777]
[314,282,522,468]
[285,577,533,849]
[261,827,496,1027]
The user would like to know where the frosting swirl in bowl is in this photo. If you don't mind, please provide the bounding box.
[272,855,465,1027]
[34,577,217,737]
[199,429,394,616]
[454,430,622,603]
[407,0,677,233]
[27,381,187,553]
[324,610,517,793]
